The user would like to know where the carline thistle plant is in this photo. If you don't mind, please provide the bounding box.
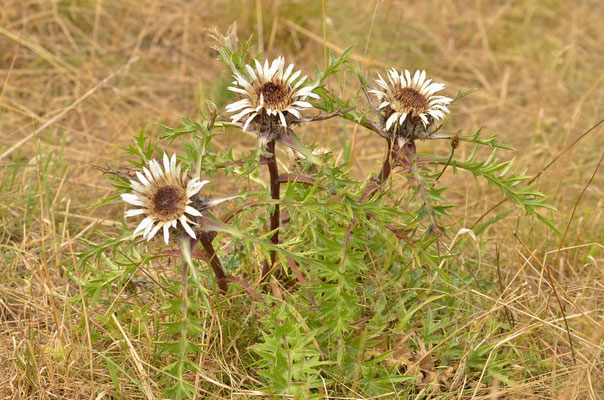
[352,69,453,202]
[84,24,556,399]
[225,56,320,140]
[121,153,207,245]
[225,55,321,280]
[371,68,452,146]
[216,31,350,282]
[118,151,230,293]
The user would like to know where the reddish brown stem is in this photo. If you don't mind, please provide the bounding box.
[360,139,400,203]
[377,139,393,184]
[261,139,280,281]
[198,233,228,294]
[267,140,280,244]
[277,173,315,186]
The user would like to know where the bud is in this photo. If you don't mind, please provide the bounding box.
[205,100,217,130]
[451,134,460,150]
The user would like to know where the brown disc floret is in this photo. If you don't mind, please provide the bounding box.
[393,87,428,114]
[151,185,186,221]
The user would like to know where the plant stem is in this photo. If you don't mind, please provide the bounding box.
[376,139,393,184]
[360,139,399,203]
[347,139,399,248]
[198,233,228,294]
[178,236,193,302]
[261,138,280,281]
[266,139,280,245]
[411,157,440,232]
[180,236,213,309]
[177,241,189,393]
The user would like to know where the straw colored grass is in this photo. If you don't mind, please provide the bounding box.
[1,0,602,398]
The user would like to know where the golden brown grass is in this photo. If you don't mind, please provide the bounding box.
[0,0,602,398]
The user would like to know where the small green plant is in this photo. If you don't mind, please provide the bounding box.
[73,25,555,398]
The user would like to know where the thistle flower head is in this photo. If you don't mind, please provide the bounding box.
[225,56,319,135]
[370,69,452,140]
[121,153,208,245]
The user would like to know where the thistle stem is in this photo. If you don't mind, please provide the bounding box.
[198,233,228,294]
[360,139,398,203]
[178,236,193,296]
[377,139,394,184]
[266,139,280,244]
[261,138,280,281]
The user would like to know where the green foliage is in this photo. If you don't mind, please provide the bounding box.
[442,145,557,228]
[71,36,557,398]
[314,44,356,85]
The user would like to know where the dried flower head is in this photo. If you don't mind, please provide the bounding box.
[226,56,319,136]
[208,22,238,53]
[121,153,208,245]
[370,69,452,141]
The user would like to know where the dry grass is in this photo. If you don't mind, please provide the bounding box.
[0,0,602,398]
